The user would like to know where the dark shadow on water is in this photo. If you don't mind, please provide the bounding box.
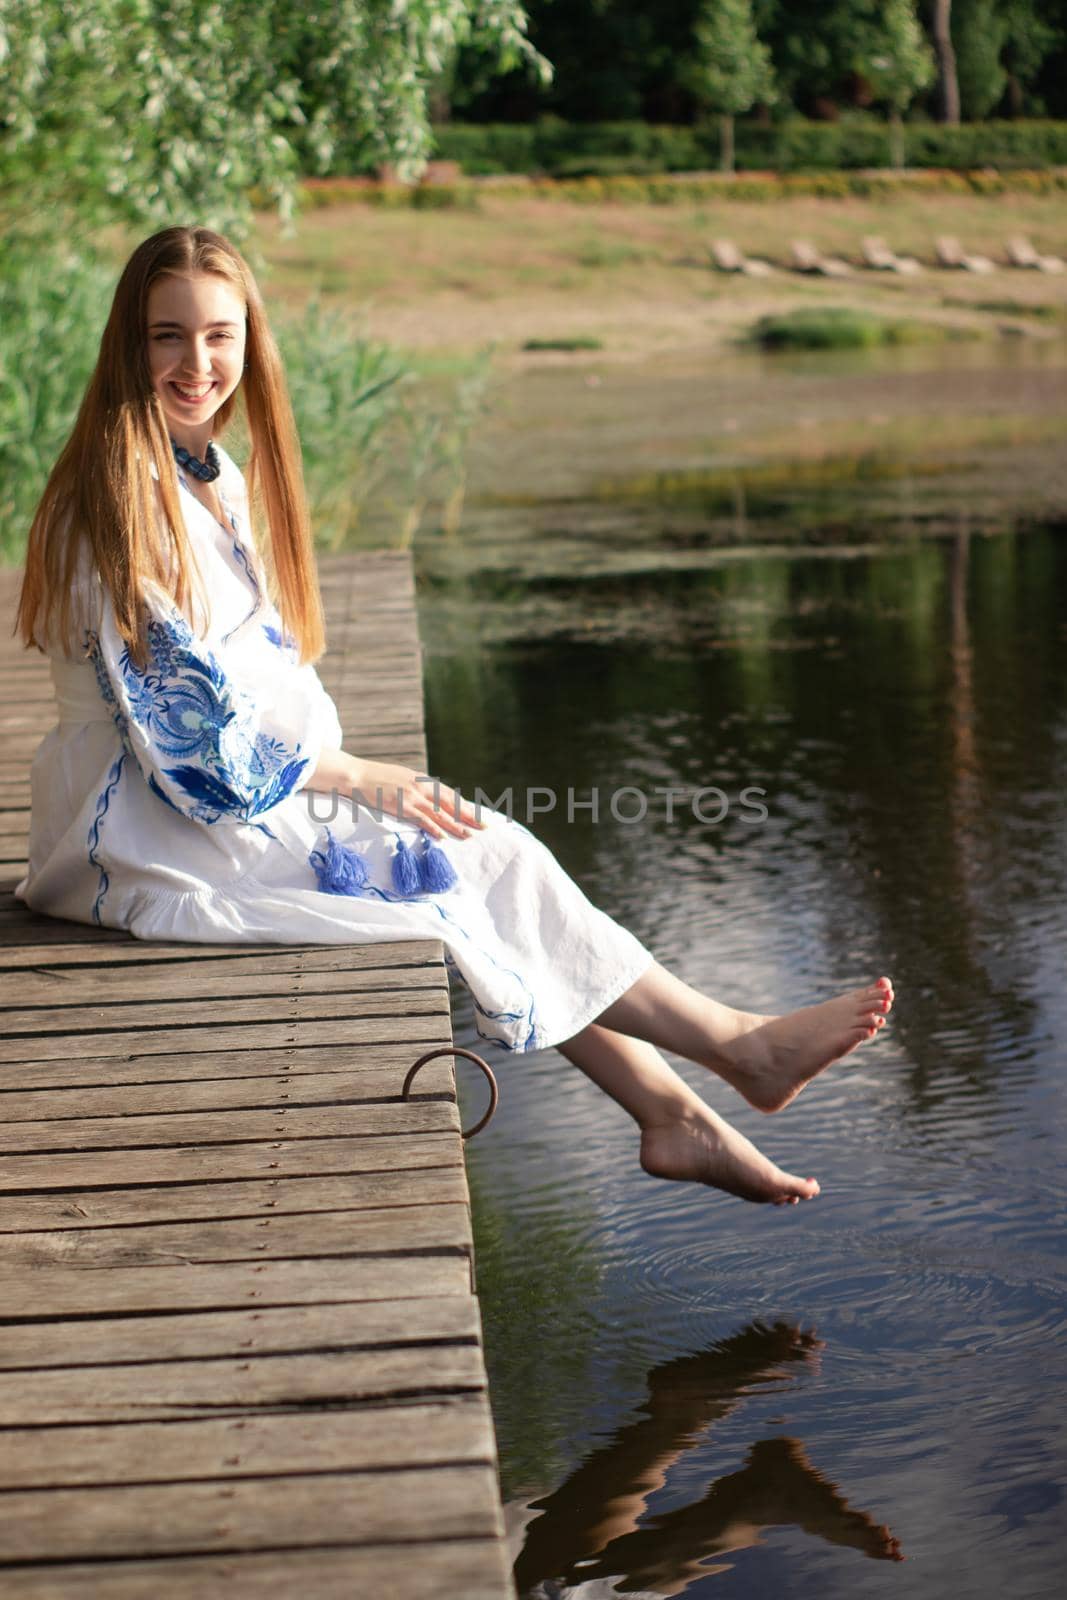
[512,1321,902,1597]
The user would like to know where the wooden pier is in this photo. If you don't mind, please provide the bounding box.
[0,556,516,1599]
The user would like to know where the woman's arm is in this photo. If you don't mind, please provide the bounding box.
[89,598,331,827]
[307,747,486,841]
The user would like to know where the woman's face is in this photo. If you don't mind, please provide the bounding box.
[146,271,247,451]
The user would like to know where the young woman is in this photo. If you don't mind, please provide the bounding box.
[14,226,894,1205]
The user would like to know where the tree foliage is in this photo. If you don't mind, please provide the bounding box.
[952,0,1010,115]
[862,0,936,114]
[0,1,549,232]
[451,0,1067,125]
[855,0,936,162]
[952,0,1059,113]
[689,0,776,118]
[687,0,775,171]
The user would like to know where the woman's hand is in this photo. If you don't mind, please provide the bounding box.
[308,748,487,841]
[351,758,488,840]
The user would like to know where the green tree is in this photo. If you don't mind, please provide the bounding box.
[926,0,1062,119]
[952,0,1008,115]
[755,0,904,115]
[0,0,549,235]
[689,0,776,172]
[861,0,936,165]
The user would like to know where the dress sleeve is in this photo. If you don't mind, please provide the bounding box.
[86,585,331,827]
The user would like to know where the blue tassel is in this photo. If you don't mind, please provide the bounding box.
[419,832,458,894]
[391,835,422,896]
[309,830,368,896]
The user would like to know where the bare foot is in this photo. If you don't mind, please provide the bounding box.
[640,1107,820,1206]
[718,977,895,1113]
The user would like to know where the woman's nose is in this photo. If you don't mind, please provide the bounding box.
[180,339,213,375]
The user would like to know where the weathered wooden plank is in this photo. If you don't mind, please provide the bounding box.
[0,1464,502,1560]
[0,1542,516,1600]
[0,1063,454,1123]
[0,738,49,756]
[0,987,449,1037]
[0,938,439,969]
[0,1203,474,1270]
[0,683,427,712]
[0,1131,461,1192]
[0,1395,496,1487]
[0,1013,451,1063]
[0,1165,468,1232]
[1,945,442,993]
[0,1344,488,1426]
[0,909,132,945]
[0,735,429,763]
[0,1253,472,1318]
[0,1295,481,1371]
[0,1041,446,1091]
[0,1099,459,1153]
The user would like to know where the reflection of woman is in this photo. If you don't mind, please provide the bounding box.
[513,1323,903,1597]
[15,226,895,1204]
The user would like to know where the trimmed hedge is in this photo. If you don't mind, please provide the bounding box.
[288,165,1067,212]
[424,117,1067,177]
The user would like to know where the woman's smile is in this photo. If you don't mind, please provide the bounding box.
[170,380,215,403]
[146,271,247,454]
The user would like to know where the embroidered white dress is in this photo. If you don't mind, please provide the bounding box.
[15,448,654,1052]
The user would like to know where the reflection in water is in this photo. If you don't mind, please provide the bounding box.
[427,520,1067,1599]
[944,526,982,959]
[428,528,1066,1125]
[512,1323,902,1597]
[949,528,978,814]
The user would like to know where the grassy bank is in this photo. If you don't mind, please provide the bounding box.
[254,186,1067,360]
[4,186,1064,563]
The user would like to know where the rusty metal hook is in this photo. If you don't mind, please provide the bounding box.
[402,1046,499,1140]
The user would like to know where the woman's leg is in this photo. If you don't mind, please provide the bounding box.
[592,964,895,1114]
[557,1022,819,1205]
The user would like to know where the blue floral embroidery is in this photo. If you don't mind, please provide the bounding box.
[87,615,308,824]
[262,621,298,656]
[88,751,127,924]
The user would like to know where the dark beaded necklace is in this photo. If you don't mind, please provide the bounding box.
[171,437,221,483]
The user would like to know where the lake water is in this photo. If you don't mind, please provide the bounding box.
[418,371,1067,1598]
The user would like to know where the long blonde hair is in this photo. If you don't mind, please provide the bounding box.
[15,226,325,670]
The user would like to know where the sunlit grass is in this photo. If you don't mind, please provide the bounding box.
[247,187,1067,360]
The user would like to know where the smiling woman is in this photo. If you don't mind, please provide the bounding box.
[12,224,895,1210]
[147,274,247,460]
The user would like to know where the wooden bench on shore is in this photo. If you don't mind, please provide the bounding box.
[0,554,516,1600]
